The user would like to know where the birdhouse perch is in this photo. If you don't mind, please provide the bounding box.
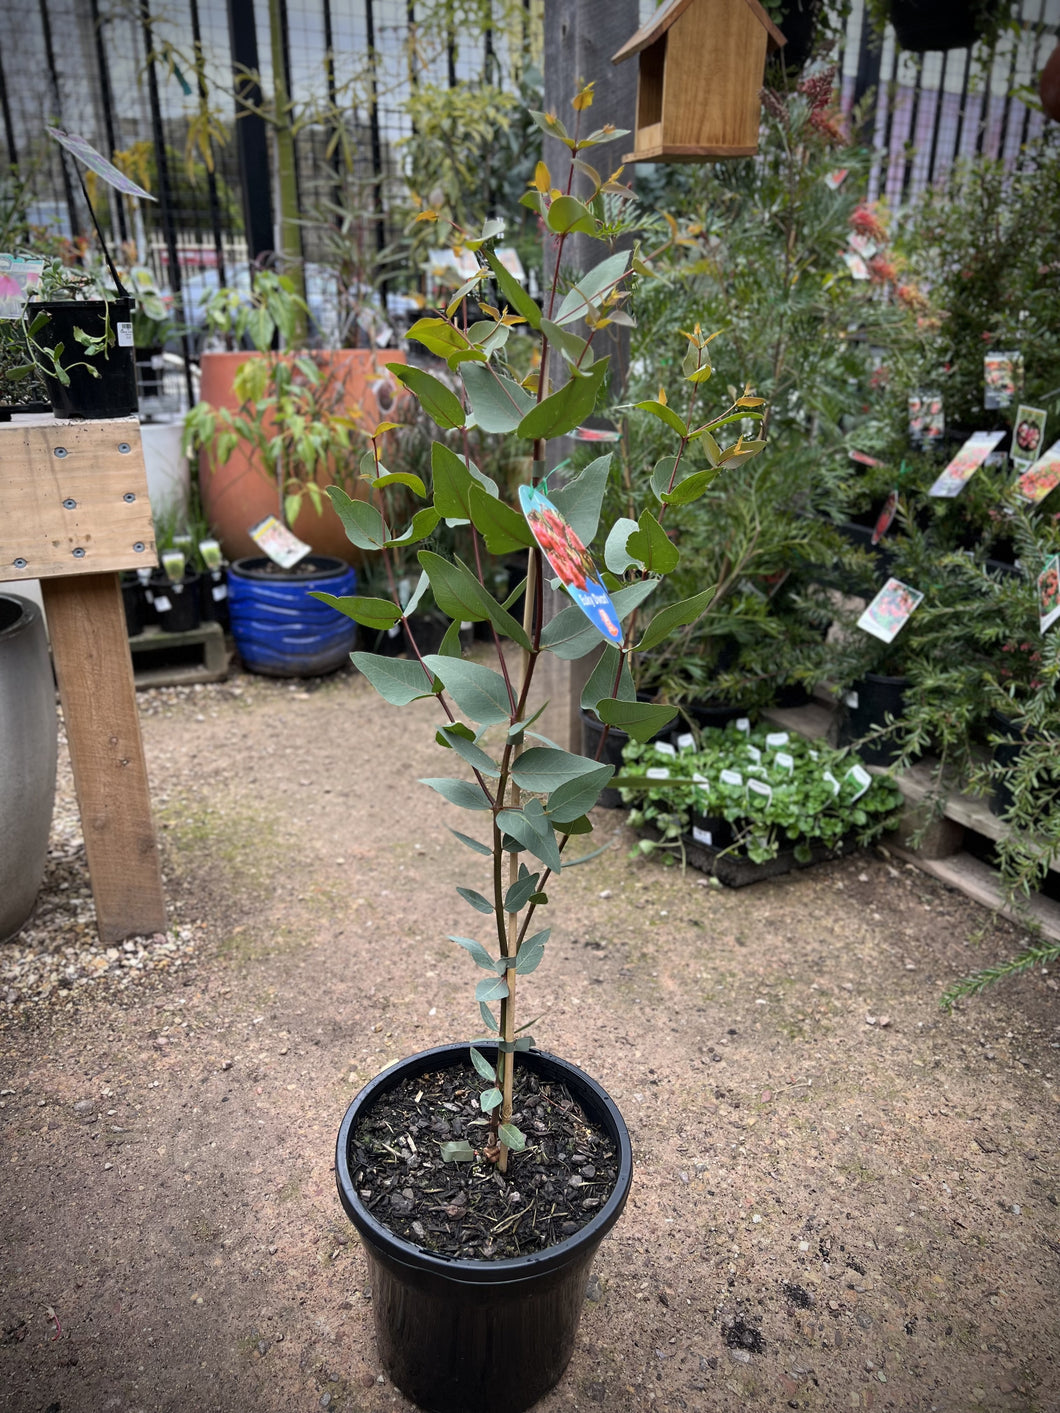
[612,0,785,162]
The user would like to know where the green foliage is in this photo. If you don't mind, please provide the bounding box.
[617,723,901,866]
[320,90,766,1170]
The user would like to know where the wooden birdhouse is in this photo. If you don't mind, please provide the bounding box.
[612,0,785,162]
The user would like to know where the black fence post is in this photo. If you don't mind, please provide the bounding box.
[226,0,275,267]
[89,0,128,246]
[139,0,196,410]
[189,0,229,289]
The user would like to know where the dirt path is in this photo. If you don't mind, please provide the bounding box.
[1,667,1058,1413]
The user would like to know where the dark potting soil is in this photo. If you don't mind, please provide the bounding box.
[347,1060,618,1260]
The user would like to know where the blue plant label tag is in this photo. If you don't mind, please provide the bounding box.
[519,484,623,644]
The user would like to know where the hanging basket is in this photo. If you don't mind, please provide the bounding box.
[887,0,999,53]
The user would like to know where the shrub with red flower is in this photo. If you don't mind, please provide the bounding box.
[999,640,1047,695]
[849,203,887,243]
[868,254,898,285]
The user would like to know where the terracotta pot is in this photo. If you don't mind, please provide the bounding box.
[1041,41,1060,122]
[197,347,406,562]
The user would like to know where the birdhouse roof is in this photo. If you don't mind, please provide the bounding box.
[612,0,785,64]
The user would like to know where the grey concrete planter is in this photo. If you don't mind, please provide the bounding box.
[0,594,58,941]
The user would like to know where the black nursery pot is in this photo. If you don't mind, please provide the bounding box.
[580,709,630,808]
[149,570,202,633]
[889,0,995,52]
[838,671,910,767]
[335,1043,633,1413]
[33,298,138,419]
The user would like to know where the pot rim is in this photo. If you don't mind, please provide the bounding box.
[0,592,39,642]
[229,554,354,581]
[335,1042,633,1282]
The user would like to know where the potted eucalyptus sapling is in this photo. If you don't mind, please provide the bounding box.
[318,88,767,1413]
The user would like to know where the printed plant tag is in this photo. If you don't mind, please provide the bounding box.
[1040,555,1060,634]
[908,389,944,447]
[745,744,762,764]
[775,751,795,773]
[0,253,44,319]
[984,350,1023,410]
[844,691,859,709]
[519,484,622,644]
[676,732,696,752]
[735,718,751,734]
[747,778,773,804]
[720,768,743,788]
[152,594,172,613]
[655,740,677,757]
[765,731,789,749]
[692,826,714,846]
[248,514,313,568]
[211,583,228,602]
[116,320,134,347]
[1016,438,1060,504]
[857,578,924,644]
[822,769,840,796]
[845,764,872,800]
[848,232,877,259]
[646,767,671,780]
[842,250,870,280]
[929,431,1006,497]
[1013,405,1047,462]
[824,168,848,189]
[872,489,900,544]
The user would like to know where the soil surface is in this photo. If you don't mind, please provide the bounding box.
[2,664,1059,1413]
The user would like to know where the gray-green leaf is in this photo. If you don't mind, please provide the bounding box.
[351,652,438,705]
[457,886,494,915]
[422,655,514,726]
[420,777,494,810]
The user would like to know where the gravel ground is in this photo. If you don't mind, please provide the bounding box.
[1,667,1059,1413]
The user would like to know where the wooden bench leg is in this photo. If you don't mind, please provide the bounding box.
[41,572,167,944]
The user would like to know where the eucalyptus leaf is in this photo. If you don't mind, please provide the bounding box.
[636,586,718,653]
[475,975,510,1002]
[625,509,679,574]
[467,483,536,554]
[546,763,614,822]
[515,927,550,974]
[351,652,438,705]
[469,1047,497,1082]
[511,746,603,792]
[580,643,635,711]
[479,1086,503,1113]
[309,593,400,630]
[450,827,492,856]
[440,1140,476,1162]
[539,603,609,660]
[422,655,514,725]
[497,1123,526,1152]
[595,697,677,742]
[503,870,540,913]
[450,934,497,971]
[517,358,609,441]
[549,453,612,547]
[385,505,440,548]
[431,441,498,521]
[495,805,562,872]
[420,777,494,810]
[461,362,536,433]
[387,362,465,429]
[438,726,501,777]
[604,517,639,575]
[556,250,629,324]
[457,886,495,915]
[325,486,388,550]
[483,247,542,329]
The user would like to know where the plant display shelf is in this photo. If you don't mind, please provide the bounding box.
[129,622,229,688]
[758,698,1060,941]
[0,414,166,944]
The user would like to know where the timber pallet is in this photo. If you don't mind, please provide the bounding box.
[760,697,1060,940]
[128,622,228,688]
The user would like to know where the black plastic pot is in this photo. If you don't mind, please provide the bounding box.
[149,570,202,633]
[774,0,822,71]
[888,0,997,52]
[838,671,910,767]
[685,700,749,731]
[120,572,147,637]
[199,567,230,630]
[32,297,138,419]
[689,810,735,851]
[335,1044,633,1413]
[580,709,630,808]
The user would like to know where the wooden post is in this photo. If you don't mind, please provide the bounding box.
[0,415,166,944]
[534,0,639,751]
[42,573,166,943]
